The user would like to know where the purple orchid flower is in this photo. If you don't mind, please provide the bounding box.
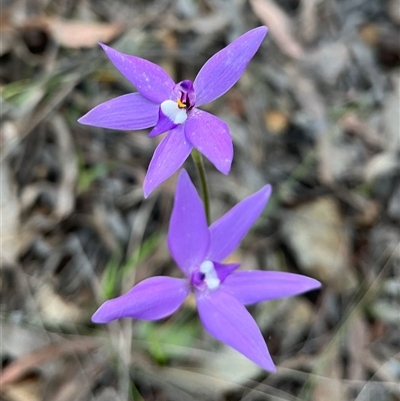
[92,170,321,371]
[78,27,268,197]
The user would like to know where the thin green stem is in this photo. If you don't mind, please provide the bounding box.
[191,149,211,225]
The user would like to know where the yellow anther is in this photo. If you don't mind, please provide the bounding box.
[177,98,186,109]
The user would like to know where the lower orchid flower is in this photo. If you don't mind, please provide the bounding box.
[78,27,268,197]
[92,170,321,371]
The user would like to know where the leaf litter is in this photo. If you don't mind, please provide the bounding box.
[1,0,399,400]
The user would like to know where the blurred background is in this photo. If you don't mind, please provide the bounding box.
[1,0,399,400]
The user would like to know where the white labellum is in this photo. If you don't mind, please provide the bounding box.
[161,100,187,124]
[199,260,220,290]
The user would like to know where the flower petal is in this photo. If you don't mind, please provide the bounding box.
[194,26,268,106]
[213,262,240,282]
[100,43,175,104]
[143,126,193,197]
[149,108,177,138]
[149,100,188,137]
[92,277,189,323]
[196,289,276,371]
[167,170,210,276]
[208,185,272,262]
[221,271,321,305]
[185,109,233,174]
[78,93,159,130]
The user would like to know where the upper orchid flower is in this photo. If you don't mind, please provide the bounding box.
[78,27,268,197]
[92,170,321,371]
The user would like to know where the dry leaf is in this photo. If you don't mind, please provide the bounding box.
[299,0,318,43]
[94,388,123,401]
[382,72,400,152]
[340,113,385,151]
[0,161,20,265]
[387,0,400,24]
[250,0,304,59]
[0,27,15,56]
[281,197,357,292]
[48,115,78,220]
[305,41,350,85]
[2,376,41,401]
[48,18,123,48]
[0,339,98,387]
[347,313,368,381]
[159,346,261,397]
[364,152,398,183]
[313,350,347,401]
[281,298,316,349]
[35,283,86,325]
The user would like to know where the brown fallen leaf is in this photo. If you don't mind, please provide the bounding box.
[48,360,110,401]
[158,346,261,396]
[0,0,19,56]
[93,388,123,401]
[299,0,318,43]
[0,160,21,265]
[1,376,41,401]
[250,0,304,59]
[347,312,368,382]
[47,18,124,48]
[281,196,358,292]
[0,26,15,56]
[339,113,385,151]
[382,72,400,152]
[48,115,78,220]
[35,282,86,325]
[0,339,98,387]
[312,349,347,401]
[388,0,400,24]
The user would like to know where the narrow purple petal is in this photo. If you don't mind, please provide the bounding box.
[213,262,240,282]
[185,109,233,174]
[92,277,189,323]
[221,271,321,305]
[167,170,210,276]
[194,27,268,107]
[78,93,159,130]
[149,108,177,137]
[100,43,175,104]
[208,185,272,262]
[196,289,276,371]
[143,126,193,197]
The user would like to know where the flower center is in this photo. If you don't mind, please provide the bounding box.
[174,80,196,110]
[191,260,220,291]
[177,98,186,109]
[160,100,187,124]
[159,80,196,126]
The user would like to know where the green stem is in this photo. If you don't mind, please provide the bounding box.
[191,149,211,225]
